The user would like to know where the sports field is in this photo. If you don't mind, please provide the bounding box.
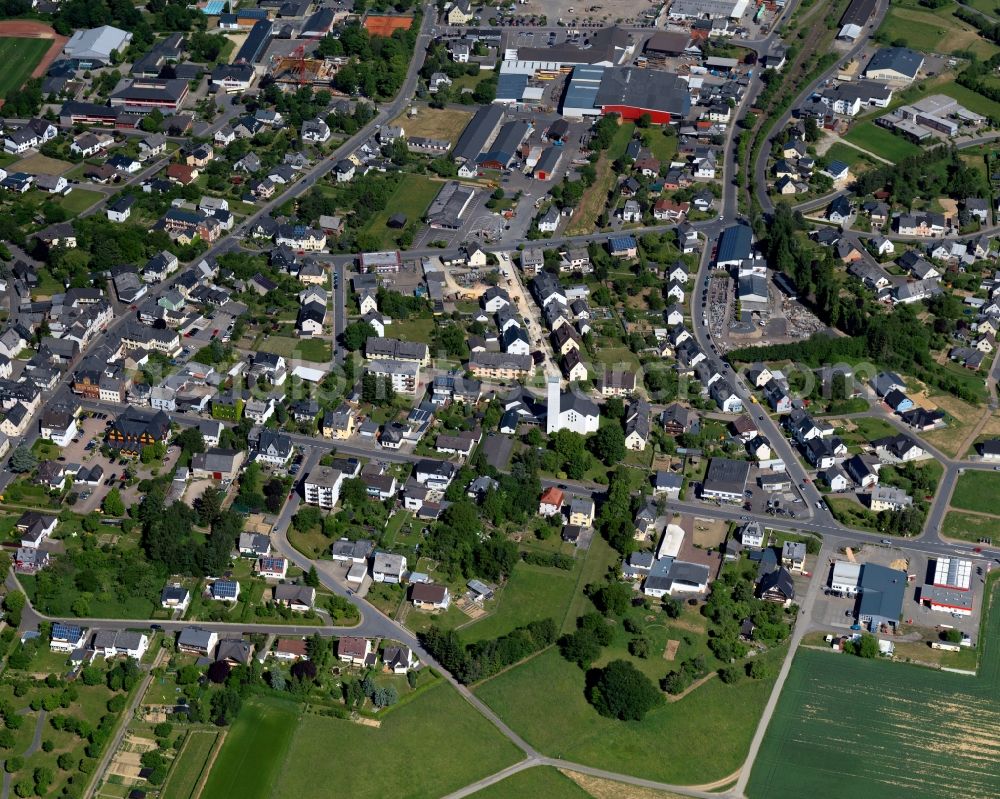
[201,698,298,799]
[0,37,50,96]
[275,682,522,799]
[161,731,219,799]
[747,582,1000,799]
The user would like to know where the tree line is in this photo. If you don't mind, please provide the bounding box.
[419,618,557,684]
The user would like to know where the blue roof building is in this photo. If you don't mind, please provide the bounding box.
[211,580,241,601]
[716,223,753,268]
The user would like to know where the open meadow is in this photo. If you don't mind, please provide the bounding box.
[274,682,522,799]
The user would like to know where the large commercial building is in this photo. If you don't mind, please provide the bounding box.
[509,25,634,68]
[234,20,273,65]
[453,105,505,164]
[64,25,132,66]
[922,557,974,616]
[476,120,532,170]
[426,181,476,229]
[110,78,190,114]
[668,0,749,20]
[838,0,877,40]
[863,47,924,84]
[561,66,691,123]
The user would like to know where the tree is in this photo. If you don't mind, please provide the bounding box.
[304,566,320,587]
[558,629,602,668]
[591,581,632,617]
[290,659,317,682]
[176,427,206,456]
[855,633,880,659]
[8,445,36,473]
[343,320,375,351]
[586,660,663,721]
[102,488,125,517]
[628,637,650,658]
[589,423,626,465]
[943,628,963,644]
[207,661,231,683]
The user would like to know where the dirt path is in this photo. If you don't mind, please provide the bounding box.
[663,671,717,703]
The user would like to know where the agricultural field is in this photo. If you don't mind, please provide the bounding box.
[747,582,1000,799]
[274,682,523,799]
[390,107,473,143]
[842,122,922,163]
[0,36,50,96]
[161,730,220,799]
[470,767,593,798]
[950,470,1000,514]
[200,698,298,799]
[16,153,73,176]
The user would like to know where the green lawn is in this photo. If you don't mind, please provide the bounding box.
[950,470,1000,514]
[59,188,104,214]
[257,336,300,358]
[475,645,784,786]
[294,337,331,362]
[941,509,998,544]
[161,730,219,799]
[823,142,877,169]
[748,582,1000,799]
[462,561,580,644]
[33,267,64,299]
[361,174,442,249]
[275,682,523,799]
[642,130,678,164]
[388,318,436,345]
[0,37,50,96]
[850,416,897,442]
[201,698,299,799]
[876,0,1000,58]
[825,496,879,532]
[842,122,922,163]
[469,767,591,798]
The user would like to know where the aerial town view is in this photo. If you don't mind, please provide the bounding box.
[0,0,996,796]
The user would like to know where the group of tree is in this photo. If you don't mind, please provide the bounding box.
[423,501,518,582]
[361,372,396,406]
[419,618,557,684]
[319,22,419,100]
[558,612,615,669]
[597,468,640,556]
[136,485,244,576]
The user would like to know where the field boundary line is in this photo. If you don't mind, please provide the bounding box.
[190,730,227,799]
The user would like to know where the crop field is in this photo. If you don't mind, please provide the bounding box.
[161,731,220,799]
[0,37,50,96]
[950,470,1000,514]
[748,582,1000,799]
[275,682,522,799]
[201,698,298,799]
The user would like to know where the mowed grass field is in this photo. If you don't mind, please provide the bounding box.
[470,767,593,798]
[950,470,1000,514]
[0,37,50,96]
[201,698,298,799]
[161,731,219,799]
[747,581,1000,799]
[942,509,999,544]
[842,122,922,163]
[462,560,581,644]
[275,682,523,799]
[474,645,785,785]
